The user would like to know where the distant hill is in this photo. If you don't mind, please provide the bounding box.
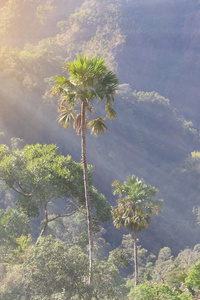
[117,0,200,125]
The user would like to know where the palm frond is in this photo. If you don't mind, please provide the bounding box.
[105,103,117,119]
[54,75,73,88]
[57,106,75,129]
[88,118,107,136]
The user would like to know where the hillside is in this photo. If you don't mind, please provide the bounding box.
[1,0,200,255]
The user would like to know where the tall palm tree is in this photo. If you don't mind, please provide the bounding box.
[112,175,162,287]
[52,55,118,289]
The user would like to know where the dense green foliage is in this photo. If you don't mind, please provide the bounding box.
[0,143,111,241]
[128,283,192,300]
[0,208,31,260]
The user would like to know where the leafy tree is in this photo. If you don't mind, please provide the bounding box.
[0,143,111,243]
[121,234,150,275]
[128,283,192,300]
[151,245,200,292]
[0,207,31,260]
[108,248,129,268]
[52,54,118,289]
[112,233,153,279]
[152,247,174,284]
[56,0,125,69]
[112,175,162,286]
[185,261,200,297]
[0,0,57,47]
[0,235,128,299]
[93,259,128,299]
[0,236,89,299]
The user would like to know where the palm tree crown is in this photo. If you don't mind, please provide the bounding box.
[52,55,119,135]
[112,175,163,233]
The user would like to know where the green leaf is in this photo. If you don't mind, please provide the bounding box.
[88,118,107,136]
[105,103,117,119]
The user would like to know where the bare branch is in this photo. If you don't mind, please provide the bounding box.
[48,209,78,222]
[12,184,32,198]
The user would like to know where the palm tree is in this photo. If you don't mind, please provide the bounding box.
[52,55,118,289]
[112,175,162,287]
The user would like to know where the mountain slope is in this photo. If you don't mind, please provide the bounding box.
[0,0,200,254]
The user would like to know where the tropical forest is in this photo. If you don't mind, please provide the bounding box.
[1,0,200,299]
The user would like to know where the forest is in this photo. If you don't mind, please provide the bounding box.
[1,0,200,299]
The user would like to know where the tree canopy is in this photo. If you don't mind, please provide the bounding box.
[0,142,111,240]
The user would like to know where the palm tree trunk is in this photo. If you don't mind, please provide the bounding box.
[134,231,138,287]
[81,102,94,290]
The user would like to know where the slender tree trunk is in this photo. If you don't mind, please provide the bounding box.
[36,204,48,245]
[134,231,138,287]
[81,102,94,291]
